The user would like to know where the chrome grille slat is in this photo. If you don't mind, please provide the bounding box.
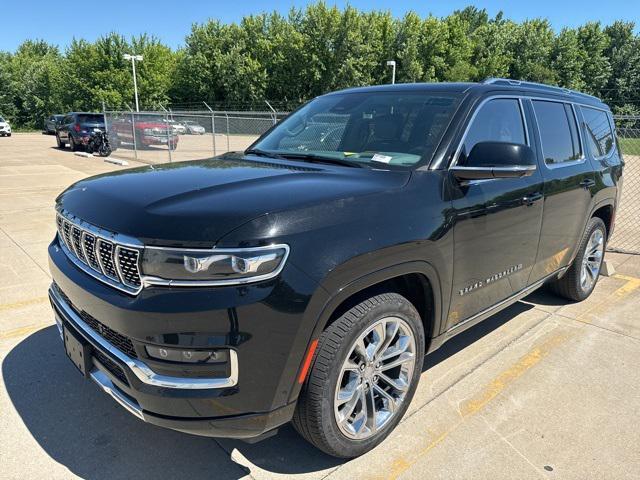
[55,212,143,295]
[71,226,86,263]
[97,239,119,280]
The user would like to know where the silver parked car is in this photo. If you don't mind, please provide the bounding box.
[182,120,206,135]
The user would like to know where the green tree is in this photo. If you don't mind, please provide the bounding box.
[552,28,585,90]
[576,22,611,95]
[508,19,556,83]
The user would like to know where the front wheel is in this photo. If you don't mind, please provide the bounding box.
[293,293,425,458]
[548,217,606,301]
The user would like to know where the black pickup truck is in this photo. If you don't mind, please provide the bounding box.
[48,79,623,458]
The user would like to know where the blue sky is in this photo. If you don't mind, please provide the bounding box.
[5,0,639,52]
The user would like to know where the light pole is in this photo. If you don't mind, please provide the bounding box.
[386,60,396,84]
[124,54,143,112]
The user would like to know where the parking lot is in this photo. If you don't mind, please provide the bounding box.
[1,132,640,479]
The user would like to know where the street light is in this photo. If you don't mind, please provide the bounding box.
[124,54,143,112]
[386,60,396,84]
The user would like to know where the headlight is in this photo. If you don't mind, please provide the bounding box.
[141,244,289,285]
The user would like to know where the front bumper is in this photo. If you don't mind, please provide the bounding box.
[48,237,319,438]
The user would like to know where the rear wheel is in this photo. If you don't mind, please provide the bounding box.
[69,135,78,151]
[293,293,425,458]
[56,134,64,149]
[548,217,606,301]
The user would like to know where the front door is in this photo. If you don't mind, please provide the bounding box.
[445,97,544,330]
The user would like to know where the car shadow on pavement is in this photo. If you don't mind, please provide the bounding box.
[2,326,342,479]
[3,299,543,479]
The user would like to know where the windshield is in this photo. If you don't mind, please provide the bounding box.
[251,91,461,167]
[0,117,4,122]
[77,114,103,124]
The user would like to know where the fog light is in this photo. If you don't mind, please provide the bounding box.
[146,345,227,364]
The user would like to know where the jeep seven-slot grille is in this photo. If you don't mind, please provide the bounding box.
[56,213,143,292]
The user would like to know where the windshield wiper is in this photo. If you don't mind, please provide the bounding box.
[274,152,364,168]
[244,148,285,159]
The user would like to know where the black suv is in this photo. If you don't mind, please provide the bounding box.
[56,112,105,151]
[48,79,623,458]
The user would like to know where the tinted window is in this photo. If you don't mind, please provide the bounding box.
[0,117,4,122]
[581,106,614,158]
[532,101,581,165]
[254,91,461,167]
[77,114,103,124]
[459,98,526,165]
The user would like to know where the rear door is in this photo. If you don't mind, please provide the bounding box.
[445,97,545,330]
[528,99,596,282]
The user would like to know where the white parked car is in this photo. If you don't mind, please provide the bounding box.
[0,116,11,137]
[182,120,206,135]
[162,119,187,135]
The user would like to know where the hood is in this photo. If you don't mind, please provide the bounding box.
[57,154,411,246]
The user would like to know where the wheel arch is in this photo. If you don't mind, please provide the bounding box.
[288,261,444,404]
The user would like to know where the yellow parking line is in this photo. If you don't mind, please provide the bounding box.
[387,333,570,479]
[0,322,52,340]
[611,274,640,298]
[0,296,48,312]
[387,274,640,478]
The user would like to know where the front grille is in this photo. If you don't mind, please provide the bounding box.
[56,212,143,294]
[55,285,138,359]
[93,349,129,386]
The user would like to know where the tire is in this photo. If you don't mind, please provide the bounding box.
[548,217,606,301]
[69,135,77,151]
[56,134,64,148]
[293,293,425,458]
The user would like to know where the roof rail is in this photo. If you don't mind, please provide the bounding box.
[481,78,600,102]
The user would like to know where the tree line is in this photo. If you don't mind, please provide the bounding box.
[1,3,639,129]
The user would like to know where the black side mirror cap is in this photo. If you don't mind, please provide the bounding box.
[451,142,537,181]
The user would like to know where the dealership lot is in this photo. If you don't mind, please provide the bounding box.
[1,133,639,479]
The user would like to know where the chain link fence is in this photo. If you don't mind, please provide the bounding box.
[609,115,640,254]
[102,109,638,255]
[103,109,288,165]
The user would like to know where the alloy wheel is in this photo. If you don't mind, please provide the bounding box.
[334,316,417,440]
[580,228,604,291]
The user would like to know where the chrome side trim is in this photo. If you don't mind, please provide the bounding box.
[50,286,239,390]
[90,369,146,421]
[446,268,567,334]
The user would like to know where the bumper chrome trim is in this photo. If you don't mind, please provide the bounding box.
[49,285,239,390]
[90,368,146,420]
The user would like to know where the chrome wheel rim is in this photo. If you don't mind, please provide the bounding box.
[334,316,417,440]
[581,228,604,291]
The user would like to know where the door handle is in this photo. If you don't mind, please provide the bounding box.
[521,192,542,206]
[580,179,596,189]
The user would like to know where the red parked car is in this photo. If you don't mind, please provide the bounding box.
[109,115,179,150]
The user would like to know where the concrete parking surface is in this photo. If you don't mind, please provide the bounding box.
[1,133,639,479]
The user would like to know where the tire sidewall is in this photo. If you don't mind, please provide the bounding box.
[572,218,606,300]
[313,295,425,457]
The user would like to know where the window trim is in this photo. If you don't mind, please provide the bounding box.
[530,98,586,169]
[450,95,530,168]
[579,105,616,161]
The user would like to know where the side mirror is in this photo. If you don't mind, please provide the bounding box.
[451,142,537,180]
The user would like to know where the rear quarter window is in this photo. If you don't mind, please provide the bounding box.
[580,106,614,158]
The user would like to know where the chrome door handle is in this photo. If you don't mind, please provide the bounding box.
[522,193,542,206]
[580,179,596,189]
